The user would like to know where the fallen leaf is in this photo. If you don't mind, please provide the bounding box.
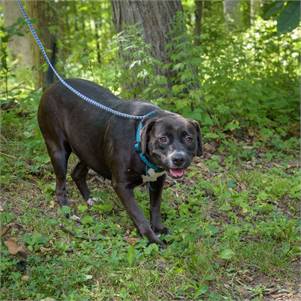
[242,145,253,150]
[84,274,93,280]
[1,224,12,237]
[196,161,209,171]
[248,128,255,137]
[125,236,138,245]
[203,143,216,154]
[21,275,30,281]
[4,238,27,257]
[40,247,52,254]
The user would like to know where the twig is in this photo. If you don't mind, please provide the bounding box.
[0,134,8,142]
[0,222,24,238]
[0,82,31,96]
[0,151,17,159]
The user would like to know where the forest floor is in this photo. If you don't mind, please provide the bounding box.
[1,97,300,301]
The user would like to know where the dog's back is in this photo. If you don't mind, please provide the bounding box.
[37,78,159,178]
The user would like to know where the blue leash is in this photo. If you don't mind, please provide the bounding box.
[16,0,147,120]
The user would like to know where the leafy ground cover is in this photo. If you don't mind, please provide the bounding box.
[0,90,300,301]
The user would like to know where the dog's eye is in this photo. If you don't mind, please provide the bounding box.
[159,136,168,144]
[185,136,193,143]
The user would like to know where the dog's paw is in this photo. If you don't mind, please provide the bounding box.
[58,199,71,207]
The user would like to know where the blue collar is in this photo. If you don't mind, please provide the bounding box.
[134,111,163,172]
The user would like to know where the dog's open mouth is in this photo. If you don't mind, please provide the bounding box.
[168,168,185,179]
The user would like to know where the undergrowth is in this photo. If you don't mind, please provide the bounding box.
[0,13,300,301]
[0,87,300,300]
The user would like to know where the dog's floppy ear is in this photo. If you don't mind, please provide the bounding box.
[189,119,202,156]
[140,118,156,154]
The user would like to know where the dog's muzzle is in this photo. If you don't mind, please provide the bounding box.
[167,151,190,179]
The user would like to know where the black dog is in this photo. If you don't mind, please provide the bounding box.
[38,79,202,245]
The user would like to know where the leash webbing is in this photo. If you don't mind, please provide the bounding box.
[16,0,147,120]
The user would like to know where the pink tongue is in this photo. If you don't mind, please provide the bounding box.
[170,169,184,178]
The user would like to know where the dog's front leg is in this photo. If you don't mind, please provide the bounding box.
[113,181,163,245]
[149,175,169,234]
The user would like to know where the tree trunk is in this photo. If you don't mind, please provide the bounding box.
[111,0,200,104]
[224,0,242,30]
[194,0,203,46]
[73,1,78,31]
[27,0,57,90]
[57,1,69,62]
[250,0,261,25]
[111,0,183,70]
[3,0,33,67]
[94,20,101,64]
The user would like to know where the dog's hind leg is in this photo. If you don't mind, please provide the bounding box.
[71,161,93,205]
[45,140,71,206]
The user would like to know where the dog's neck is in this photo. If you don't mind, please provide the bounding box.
[134,116,164,175]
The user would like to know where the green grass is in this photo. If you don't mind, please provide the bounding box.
[0,92,300,300]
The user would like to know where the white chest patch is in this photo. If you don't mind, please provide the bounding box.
[142,168,166,183]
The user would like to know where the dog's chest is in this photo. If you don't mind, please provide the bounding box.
[142,168,166,183]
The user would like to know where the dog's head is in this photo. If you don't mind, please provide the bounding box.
[140,112,202,178]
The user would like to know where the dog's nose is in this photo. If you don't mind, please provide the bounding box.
[172,154,185,167]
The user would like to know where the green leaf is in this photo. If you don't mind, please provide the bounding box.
[224,120,240,131]
[277,2,300,34]
[219,248,235,260]
[127,245,136,266]
[257,191,269,201]
[81,215,94,225]
[263,1,285,19]
[78,204,88,213]
[227,180,237,189]
[95,203,113,213]
[60,206,71,216]
[144,243,159,256]
[194,284,209,298]
[23,232,49,247]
